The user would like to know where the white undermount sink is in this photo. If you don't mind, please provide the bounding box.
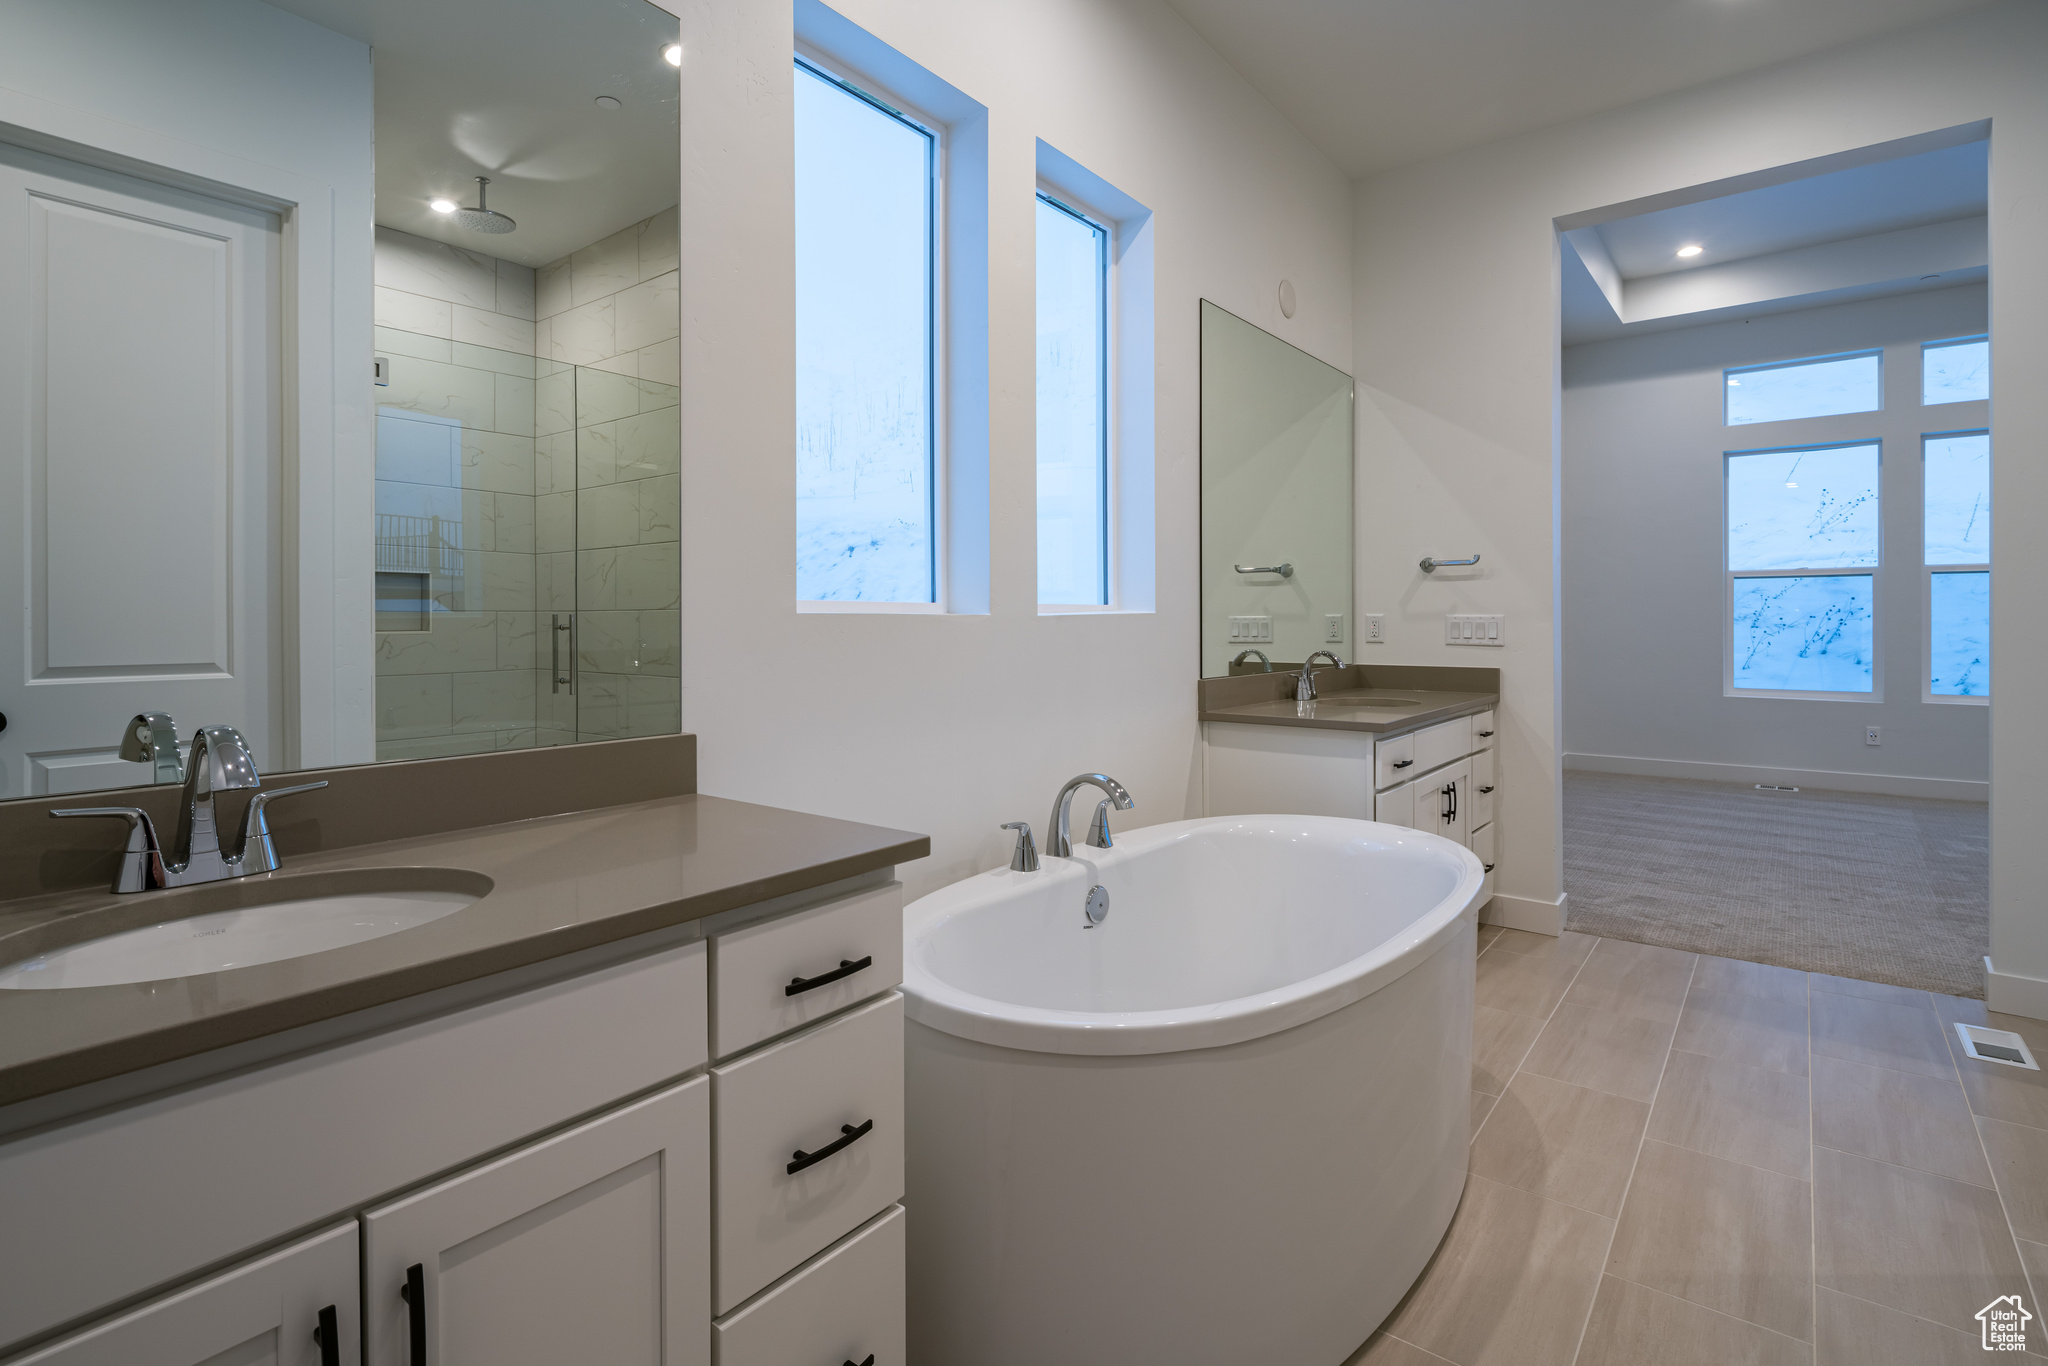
[0,880,486,990]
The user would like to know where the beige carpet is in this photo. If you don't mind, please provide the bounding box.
[1562,770,1990,998]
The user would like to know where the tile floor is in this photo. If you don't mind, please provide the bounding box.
[1350,926,2048,1366]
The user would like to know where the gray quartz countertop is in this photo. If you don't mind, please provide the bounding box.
[1201,686,1498,733]
[0,794,927,1107]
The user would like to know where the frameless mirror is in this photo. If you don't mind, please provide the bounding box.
[0,0,681,798]
[1199,301,1354,677]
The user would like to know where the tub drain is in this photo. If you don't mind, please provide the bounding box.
[1084,884,1109,927]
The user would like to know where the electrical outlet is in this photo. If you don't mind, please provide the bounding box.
[1363,613,1385,644]
[1325,613,1344,643]
[1866,725,1881,746]
[1444,613,1505,646]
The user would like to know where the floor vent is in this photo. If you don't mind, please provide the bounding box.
[1754,784,1801,793]
[1955,1022,2039,1069]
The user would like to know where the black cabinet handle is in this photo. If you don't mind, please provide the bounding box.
[1478,729,1494,737]
[789,1118,874,1174]
[1392,759,1413,769]
[1479,785,1494,794]
[314,1305,339,1366]
[401,1264,425,1366]
[1484,862,1496,872]
[845,1357,876,1366]
[787,955,874,997]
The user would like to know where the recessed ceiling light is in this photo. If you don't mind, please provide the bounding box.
[1676,244,1704,258]
[662,42,683,67]
[595,95,622,110]
[429,197,457,214]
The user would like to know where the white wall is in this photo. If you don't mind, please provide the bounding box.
[675,0,1351,896]
[1352,1,2047,974]
[1562,285,1991,800]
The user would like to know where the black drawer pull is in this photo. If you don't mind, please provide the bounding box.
[1484,862,1496,872]
[1479,785,1494,794]
[787,955,874,997]
[1478,729,1494,737]
[314,1305,339,1366]
[845,1358,876,1366]
[789,1118,874,1174]
[402,1263,425,1366]
[1392,759,1413,769]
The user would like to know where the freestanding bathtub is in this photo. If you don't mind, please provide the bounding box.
[901,813,1485,1366]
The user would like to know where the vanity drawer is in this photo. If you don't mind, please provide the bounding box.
[1472,746,1497,828]
[1472,821,1498,874]
[1375,732,1416,790]
[1414,715,1473,774]
[1471,710,1498,749]
[711,883,902,1059]
[714,1205,904,1366]
[712,992,903,1313]
[1373,778,1415,829]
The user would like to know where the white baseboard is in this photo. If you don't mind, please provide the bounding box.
[1565,751,1988,803]
[1986,957,2048,1023]
[1483,891,1566,937]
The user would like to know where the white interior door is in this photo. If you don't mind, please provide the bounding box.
[0,138,282,797]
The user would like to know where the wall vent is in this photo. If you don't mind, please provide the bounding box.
[1955,1022,2039,1070]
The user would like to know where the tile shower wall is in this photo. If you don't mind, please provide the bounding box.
[535,210,681,742]
[373,227,541,761]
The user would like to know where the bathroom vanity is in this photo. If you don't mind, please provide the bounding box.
[0,736,923,1366]
[1201,665,1501,898]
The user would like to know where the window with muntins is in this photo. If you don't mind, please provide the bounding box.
[1035,192,1109,606]
[1925,430,1989,697]
[793,58,937,604]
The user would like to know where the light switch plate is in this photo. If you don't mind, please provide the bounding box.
[1444,613,1504,646]
[1362,613,1385,644]
[1228,615,1273,644]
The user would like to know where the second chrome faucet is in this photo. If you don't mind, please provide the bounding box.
[999,773,1137,871]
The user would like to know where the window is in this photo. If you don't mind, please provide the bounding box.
[1724,351,1881,426]
[1726,443,1879,695]
[793,58,936,604]
[1035,193,1109,606]
[1925,431,1990,698]
[1923,336,1990,405]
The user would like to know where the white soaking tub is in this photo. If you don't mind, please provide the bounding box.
[902,814,1485,1366]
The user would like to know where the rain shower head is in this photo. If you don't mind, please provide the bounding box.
[452,176,515,234]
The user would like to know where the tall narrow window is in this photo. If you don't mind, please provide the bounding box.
[1923,335,1990,405]
[793,59,936,603]
[1725,351,1881,426]
[1925,430,1990,698]
[1035,193,1109,606]
[1726,443,1879,695]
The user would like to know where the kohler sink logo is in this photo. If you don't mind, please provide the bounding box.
[1979,1294,2031,1351]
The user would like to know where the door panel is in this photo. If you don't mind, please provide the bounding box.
[6,1223,356,1366]
[0,139,282,797]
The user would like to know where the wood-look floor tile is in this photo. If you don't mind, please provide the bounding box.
[1468,1071,1651,1218]
[1810,1054,1992,1187]
[1649,1049,1811,1180]
[1672,987,1809,1078]
[1489,928,1598,965]
[1605,1139,1813,1341]
[1809,972,1935,1008]
[1813,1286,1989,1366]
[1476,924,1505,955]
[1577,1274,1811,1366]
[1476,948,1584,1021]
[1379,1174,1612,1366]
[1810,990,1955,1081]
[1520,1003,1674,1103]
[1471,1090,1498,1144]
[1977,1117,2048,1243]
[1931,998,2048,1130]
[1563,940,1698,1027]
[2015,1238,2048,1346]
[1813,1144,2029,1336]
[1474,1004,1547,1096]
[1345,1334,1458,1366]
[1693,955,1810,1006]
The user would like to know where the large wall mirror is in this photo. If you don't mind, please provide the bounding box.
[1199,301,1353,677]
[0,0,681,798]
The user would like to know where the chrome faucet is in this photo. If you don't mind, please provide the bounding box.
[119,712,185,784]
[1046,774,1134,858]
[1230,649,1272,672]
[51,725,327,892]
[1296,650,1346,701]
[1000,821,1040,872]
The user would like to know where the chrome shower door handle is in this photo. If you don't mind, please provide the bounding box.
[552,614,575,694]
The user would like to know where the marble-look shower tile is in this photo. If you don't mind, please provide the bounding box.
[577,482,640,549]
[537,552,576,611]
[634,609,679,675]
[472,550,535,611]
[589,352,638,378]
[532,317,554,366]
[535,256,571,319]
[378,731,494,762]
[451,669,536,732]
[577,420,619,486]
[613,270,679,353]
[536,369,576,437]
[380,355,497,429]
[534,432,576,495]
[636,337,681,389]
[550,296,615,365]
[572,226,640,305]
[374,286,453,337]
[375,613,495,675]
[490,492,534,555]
[377,411,462,486]
[636,374,680,413]
[374,326,451,364]
[460,431,534,496]
[454,305,535,356]
[573,611,642,676]
[374,226,497,309]
[496,258,536,320]
[376,672,452,738]
[493,373,536,437]
[638,206,678,281]
[616,407,679,479]
[578,367,642,424]
[495,612,536,671]
[573,671,628,738]
[536,492,575,554]
[617,542,679,610]
[452,341,535,379]
[637,474,679,543]
[577,547,621,611]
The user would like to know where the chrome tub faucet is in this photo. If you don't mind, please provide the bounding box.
[1046,774,1135,858]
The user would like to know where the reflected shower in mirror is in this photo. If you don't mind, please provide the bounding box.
[1199,301,1354,677]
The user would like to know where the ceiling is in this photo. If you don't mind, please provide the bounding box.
[1161,0,2002,178]
[1560,138,1987,344]
[263,0,679,267]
